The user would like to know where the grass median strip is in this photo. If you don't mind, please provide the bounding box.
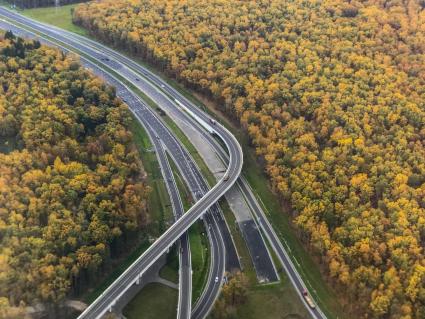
[11,3,87,35]
[166,153,192,211]
[189,222,209,304]
[123,283,178,319]
[129,114,173,236]
[159,246,179,284]
[165,153,210,304]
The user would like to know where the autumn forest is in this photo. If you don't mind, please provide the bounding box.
[0,32,149,316]
[72,0,425,318]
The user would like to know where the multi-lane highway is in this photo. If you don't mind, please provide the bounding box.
[0,19,197,319]
[0,12,242,318]
[74,33,328,319]
[52,20,326,318]
[0,7,328,319]
[0,13,241,319]
[56,19,278,284]
[58,19,328,319]
[145,125,192,319]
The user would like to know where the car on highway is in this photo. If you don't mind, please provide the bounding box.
[302,289,316,309]
[215,276,219,283]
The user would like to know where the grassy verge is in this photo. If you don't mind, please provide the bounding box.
[166,153,210,303]
[9,3,88,35]
[161,114,216,186]
[189,222,209,303]
[123,283,178,319]
[128,114,173,236]
[159,247,179,284]
[218,199,256,283]
[234,278,311,319]
[2,7,346,318]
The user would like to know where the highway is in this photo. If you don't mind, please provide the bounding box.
[56,17,328,319]
[73,32,328,319]
[85,77,243,319]
[52,20,327,319]
[0,7,328,319]
[146,126,192,319]
[84,41,239,319]
[0,17,195,319]
[56,23,278,284]
[0,13,241,319]
[0,12,241,318]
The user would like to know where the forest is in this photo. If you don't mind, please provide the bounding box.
[73,0,425,318]
[0,32,149,316]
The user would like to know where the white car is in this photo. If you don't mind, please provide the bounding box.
[215,276,219,283]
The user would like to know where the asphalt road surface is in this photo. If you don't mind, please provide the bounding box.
[143,121,192,319]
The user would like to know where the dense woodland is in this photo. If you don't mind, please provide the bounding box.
[0,32,149,316]
[73,0,425,318]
